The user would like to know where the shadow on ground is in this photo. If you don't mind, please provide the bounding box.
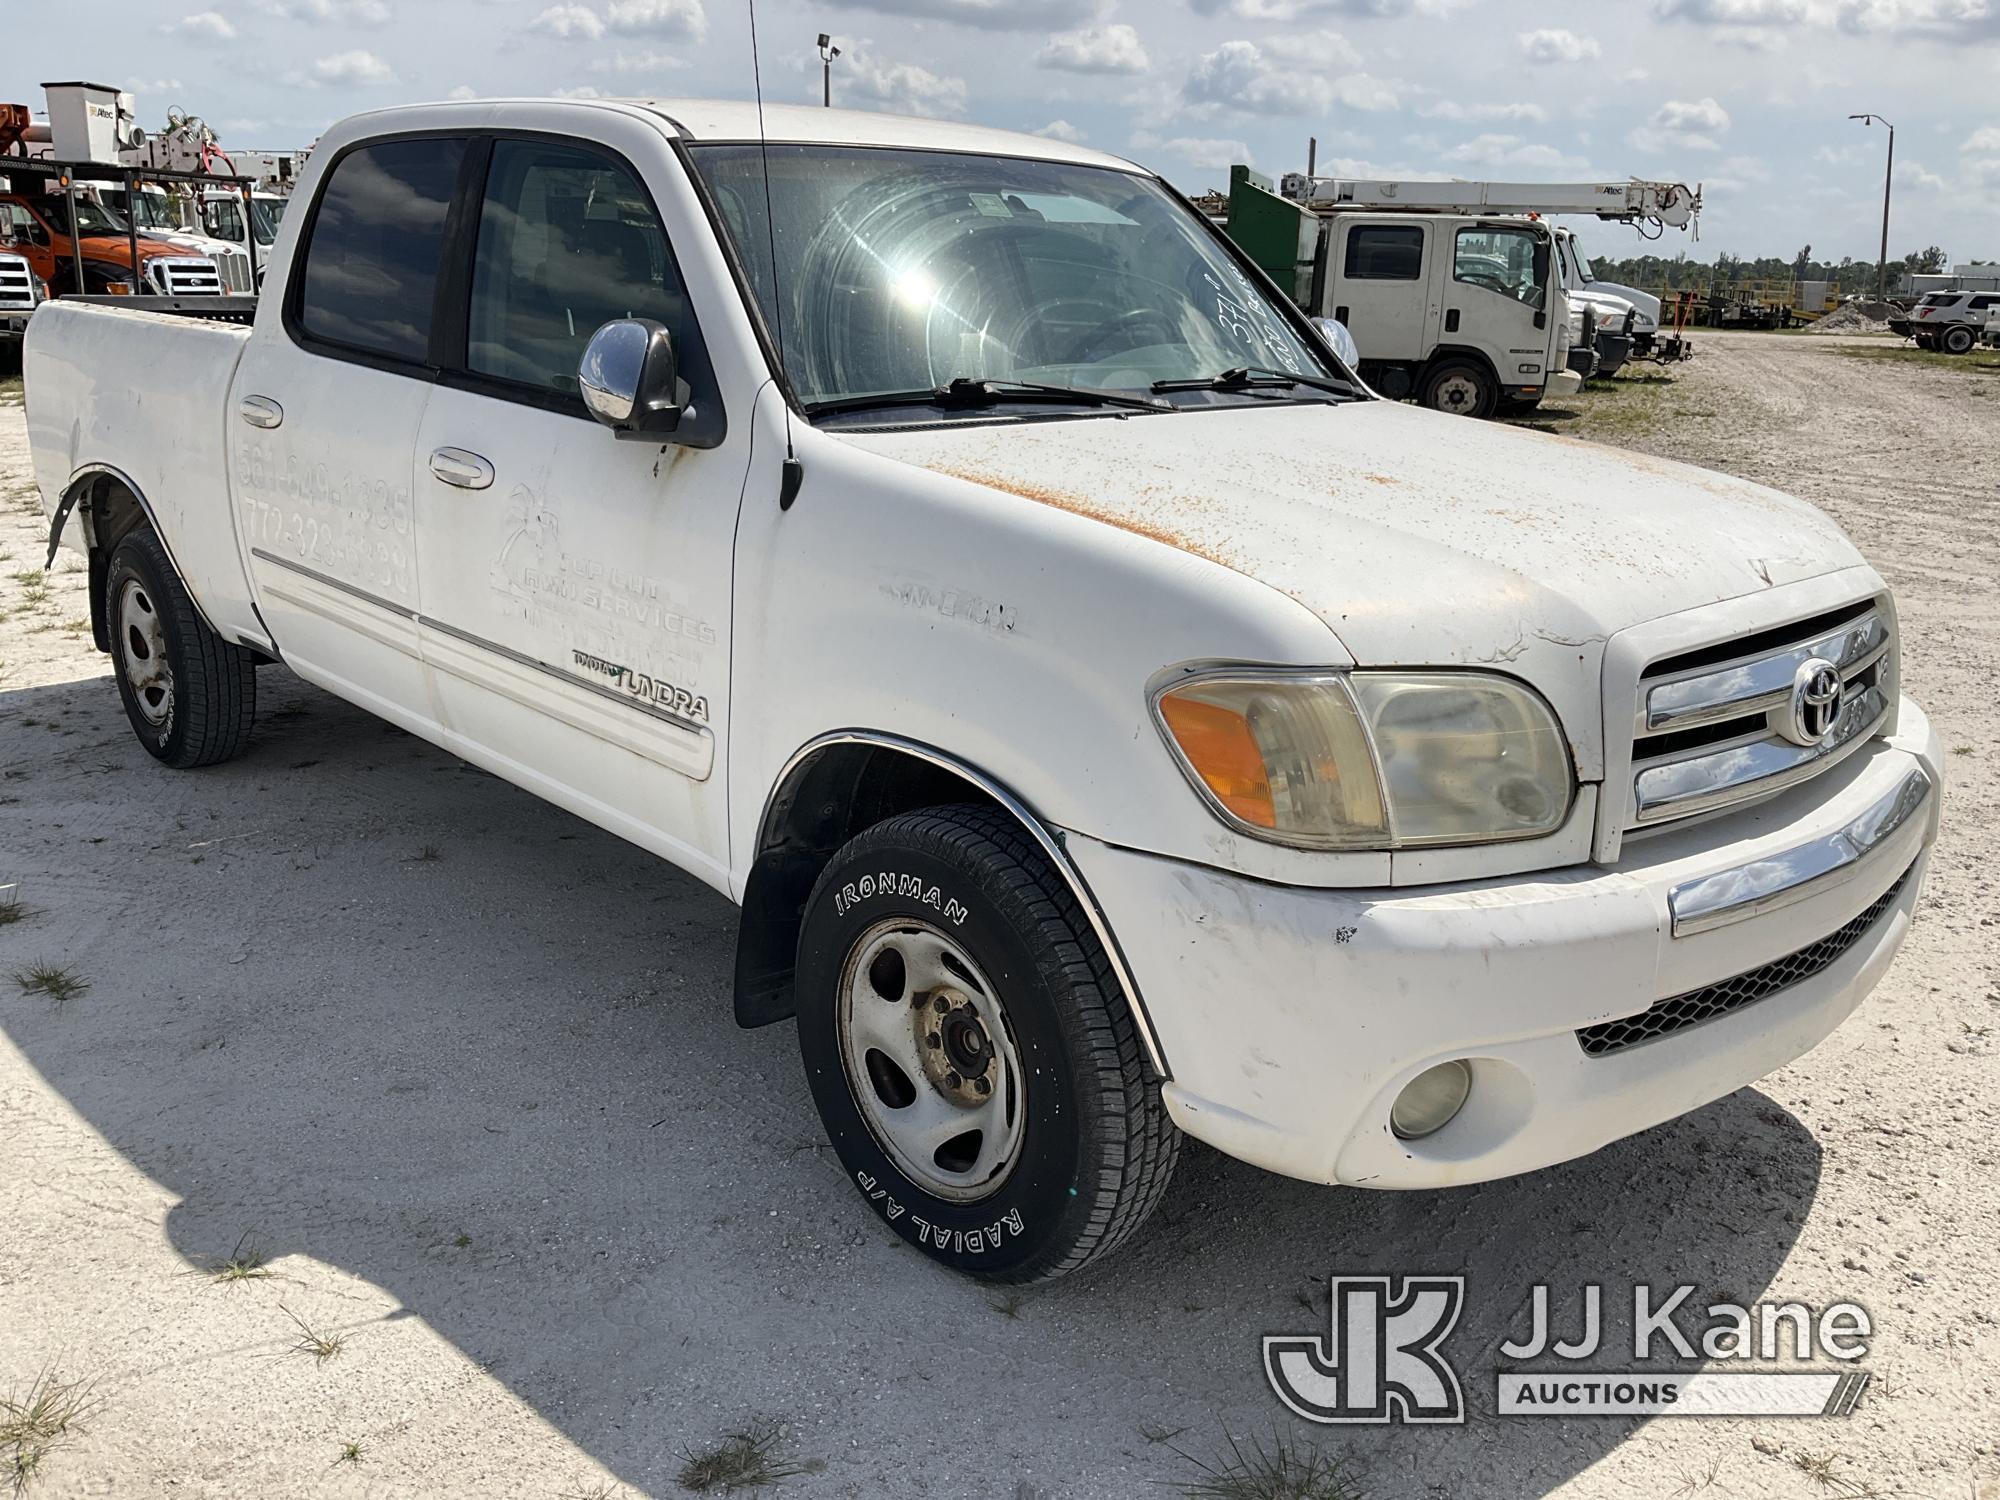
[0,670,1822,1499]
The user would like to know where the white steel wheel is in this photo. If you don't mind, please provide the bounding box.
[836,918,1026,1204]
[117,577,175,728]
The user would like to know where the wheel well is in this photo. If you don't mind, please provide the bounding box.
[733,741,1003,1029]
[66,474,151,654]
[1421,346,1501,391]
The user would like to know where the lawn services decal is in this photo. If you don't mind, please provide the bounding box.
[1264,1278,1873,1425]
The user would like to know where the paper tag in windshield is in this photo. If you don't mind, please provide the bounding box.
[969,193,1011,217]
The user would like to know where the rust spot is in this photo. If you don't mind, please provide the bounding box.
[930,465,1239,570]
[1362,472,1400,486]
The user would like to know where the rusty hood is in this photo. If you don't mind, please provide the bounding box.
[837,398,1864,669]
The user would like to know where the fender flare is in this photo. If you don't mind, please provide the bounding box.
[743,729,1173,1080]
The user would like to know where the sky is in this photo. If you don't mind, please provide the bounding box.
[8,0,1998,266]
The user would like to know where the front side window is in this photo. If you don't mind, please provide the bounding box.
[688,144,1341,411]
[1345,224,1423,281]
[205,198,244,242]
[297,136,467,363]
[1454,226,1547,311]
[466,139,688,397]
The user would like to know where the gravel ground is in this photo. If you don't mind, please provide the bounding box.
[1,332,1995,1500]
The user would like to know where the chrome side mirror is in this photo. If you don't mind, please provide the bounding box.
[579,318,684,438]
[1312,316,1360,369]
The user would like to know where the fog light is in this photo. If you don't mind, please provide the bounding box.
[1390,1060,1472,1140]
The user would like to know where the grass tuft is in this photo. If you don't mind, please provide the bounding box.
[13,964,88,1007]
[676,1420,821,1493]
[209,1232,273,1285]
[0,1366,101,1499]
[280,1306,345,1366]
[0,890,28,927]
[1170,1428,1363,1500]
[1789,1450,1878,1498]
[334,1440,364,1466]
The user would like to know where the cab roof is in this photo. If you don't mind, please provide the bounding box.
[624,98,1143,176]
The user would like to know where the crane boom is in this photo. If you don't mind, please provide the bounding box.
[1277,174,1702,230]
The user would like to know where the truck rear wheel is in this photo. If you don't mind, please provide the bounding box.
[1941,325,1975,355]
[795,804,1177,1283]
[106,528,257,768]
[1421,359,1498,418]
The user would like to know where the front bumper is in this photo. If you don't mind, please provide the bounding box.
[1070,697,1942,1188]
[0,311,29,343]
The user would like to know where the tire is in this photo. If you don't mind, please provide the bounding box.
[105,527,257,767]
[796,804,1178,1283]
[1942,324,1975,355]
[1420,359,1498,419]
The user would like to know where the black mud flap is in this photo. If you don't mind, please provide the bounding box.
[44,485,82,569]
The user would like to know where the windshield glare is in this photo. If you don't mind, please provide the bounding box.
[45,196,129,237]
[688,144,1341,412]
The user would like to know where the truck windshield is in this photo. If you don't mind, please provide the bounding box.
[118,193,177,230]
[41,196,130,237]
[687,144,1349,414]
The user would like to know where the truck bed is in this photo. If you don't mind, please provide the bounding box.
[25,300,264,646]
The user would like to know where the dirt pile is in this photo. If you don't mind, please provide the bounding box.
[1808,301,1891,334]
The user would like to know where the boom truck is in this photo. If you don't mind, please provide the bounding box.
[1223,168,1701,418]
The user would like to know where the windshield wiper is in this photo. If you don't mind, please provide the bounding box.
[808,376,1172,419]
[1152,366,1356,398]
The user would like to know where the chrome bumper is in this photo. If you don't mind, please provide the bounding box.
[1668,763,1932,936]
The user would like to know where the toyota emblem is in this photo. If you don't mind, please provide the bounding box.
[1786,658,1844,745]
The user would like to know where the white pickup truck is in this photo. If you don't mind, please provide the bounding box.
[26,99,1942,1284]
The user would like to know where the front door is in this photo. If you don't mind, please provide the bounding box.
[1436,221,1554,386]
[410,129,750,888]
[228,133,469,728]
[1328,217,1433,360]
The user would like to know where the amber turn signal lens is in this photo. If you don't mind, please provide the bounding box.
[1157,691,1276,828]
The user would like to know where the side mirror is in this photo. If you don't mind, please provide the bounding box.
[579,318,686,439]
[1312,316,1360,368]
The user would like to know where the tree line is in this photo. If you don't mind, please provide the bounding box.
[1586,244,1995,294]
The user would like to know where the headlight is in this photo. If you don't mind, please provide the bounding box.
[1154,670,1574,849]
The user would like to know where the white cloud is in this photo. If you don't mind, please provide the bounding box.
[819,0,1113,30]
[552,84,606,98]
[1182,35,1389,116]
[256,0,391,23]
[1159,135,1256,170]
[1442,133,1594,173]
[586,47,692,74]
[1963,126,2000,153]
[529,3,603,37]
[1894,158,1947,190]
[1420,100,1551,124]
[605,0,705,38]
[1038,23,1149,73]
[835,45,968,117]
[1188,0,1415,15]
[448,84,478,100]
[1518,28,1600,61]
[1654,0,1809,21]
[125,77,187,94]
[1032,119,1085,142]
[311,49,396,85]
[1628,96,1732,152]
[165,10,237,39]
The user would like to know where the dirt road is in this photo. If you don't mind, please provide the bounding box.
[2,334,1995,1500]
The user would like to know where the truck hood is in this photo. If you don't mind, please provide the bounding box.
[840,398,1863,672]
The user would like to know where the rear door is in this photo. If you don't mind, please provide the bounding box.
[1327,217,1432,360]
[408,116,752,887]
[227,132,469,727]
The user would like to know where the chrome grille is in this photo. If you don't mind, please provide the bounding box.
[212,249,254,293]
[1625,599,1893,830]
[150,257,224,296]
[1577,860,1913,1056]
[0,253,33,312]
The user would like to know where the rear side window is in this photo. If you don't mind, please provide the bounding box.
[297,136,467,363]
[1345,224,1423,281]
[465,139,689,397]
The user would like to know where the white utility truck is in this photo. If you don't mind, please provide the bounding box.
[1,249,44,353]
[26,100,1941,1283]
[94,182,257,292]
[1229,172,1699,414]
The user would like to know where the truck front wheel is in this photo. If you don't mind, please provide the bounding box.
[106,528,257,768]
[1941,324,1975,355]
[795,805,1177,1283]
[1421,360,1498,418]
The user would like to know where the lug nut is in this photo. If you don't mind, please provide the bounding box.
[932,996,949,1014]
[946,1071,962,1088]
[974,1076,991,1095]
[926,1032,941,1048]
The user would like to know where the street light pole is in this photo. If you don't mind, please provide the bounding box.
[817,33,841,108]
[1849,113,1894,303]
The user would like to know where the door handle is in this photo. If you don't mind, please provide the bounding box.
[1443,309,1460,333]
[429,447,495,490]
[238,394,284,429]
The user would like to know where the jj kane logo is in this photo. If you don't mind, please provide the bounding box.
[1264,1276,1466,1425]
